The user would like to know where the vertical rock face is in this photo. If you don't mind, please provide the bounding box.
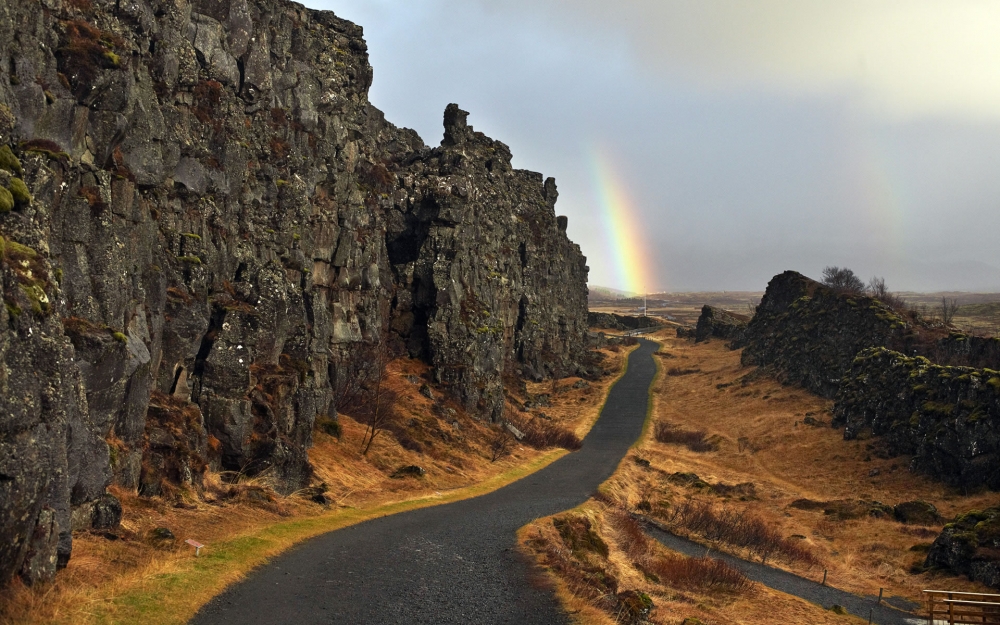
[0,0,587,584]
[740,271,909,398]
[834,347,1000,489]
[743,271,1000,401]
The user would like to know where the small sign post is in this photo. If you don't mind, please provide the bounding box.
[185,539,204,557]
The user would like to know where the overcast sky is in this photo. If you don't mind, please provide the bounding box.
[308,0,1000,293]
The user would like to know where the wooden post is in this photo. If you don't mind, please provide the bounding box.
[822,569,828,585]
[868,607,873,624]
[878,587,883,605]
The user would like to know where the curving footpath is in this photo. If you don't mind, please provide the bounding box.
[191,339,660,624]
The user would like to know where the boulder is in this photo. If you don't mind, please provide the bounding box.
[694,305,749,345]
[893,501,942,526]
[926,507,1000,588]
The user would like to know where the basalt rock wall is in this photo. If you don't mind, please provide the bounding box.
[835,347,1000,490]
[742,271,1000,400]
[0,0,588,584]
[740,271,909,398]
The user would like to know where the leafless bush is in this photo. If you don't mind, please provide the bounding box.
[607,508,651,559]
[489,425,514,462]
[822,266,865,294]
[664,500,819,566]
[515,416,583,451]
[606,508,754,594]
[331,342,380,418]
[941,297,960,325]
[866,276,907,311]
[654,422,718,452]
[644,553,755,593]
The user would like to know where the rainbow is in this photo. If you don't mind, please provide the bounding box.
[588,149,659,295]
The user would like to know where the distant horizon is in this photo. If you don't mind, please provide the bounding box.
[588,282,1000,298]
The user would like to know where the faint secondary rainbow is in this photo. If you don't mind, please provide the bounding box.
[588,149,657,295]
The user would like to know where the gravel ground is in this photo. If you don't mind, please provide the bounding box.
[645,525,924,625]
[190,339,660,625]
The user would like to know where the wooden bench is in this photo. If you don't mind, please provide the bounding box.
[925,590,1000,624]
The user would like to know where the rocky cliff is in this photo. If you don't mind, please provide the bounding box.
[741,271,1000,399]
[740,271,909,398]
[586,311,657,332]
[835,348,1000,489]
[0,0,588,585]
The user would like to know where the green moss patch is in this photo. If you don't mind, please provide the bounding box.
[8,177,31,206]
[0,186,12,213]
[0,145,22,176]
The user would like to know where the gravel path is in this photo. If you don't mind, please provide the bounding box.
[644,524,924,625]
[191,339,660,625]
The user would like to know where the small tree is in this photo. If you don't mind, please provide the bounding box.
[489,425,514,462]
[821,266,865,293]
[941,297,960,325]
[867,276,905,311]
[359,341,396,456]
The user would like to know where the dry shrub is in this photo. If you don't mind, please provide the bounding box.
[667,366,700,376]
[642,553,755,593]
[607,507,651,560]
[664,500,820,566]
[654,422,717,452]
[554,514,610,559]
[510,413,582,451]
[488,425,513,462]
[526,527,619,602]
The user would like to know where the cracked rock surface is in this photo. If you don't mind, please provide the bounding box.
[0,0,587,584]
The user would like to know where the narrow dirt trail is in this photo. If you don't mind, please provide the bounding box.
[190,339,659,624]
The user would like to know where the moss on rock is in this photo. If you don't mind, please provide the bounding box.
[8,177,31,206]
[0,145,22,176]
[0,186,12,213]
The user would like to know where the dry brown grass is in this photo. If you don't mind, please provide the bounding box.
[518,498,866,625]
[0,347,632,625]
[601,330,1000,611]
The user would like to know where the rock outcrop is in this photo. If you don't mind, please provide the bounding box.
[741,271,1000,399]
[740,271,909,398]
[926,507,1000,588]
[693,305,748,345]
[741,270,1000,492]
[587,312,657,331]
[0,0,587,585]
[835,347,1000,490]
